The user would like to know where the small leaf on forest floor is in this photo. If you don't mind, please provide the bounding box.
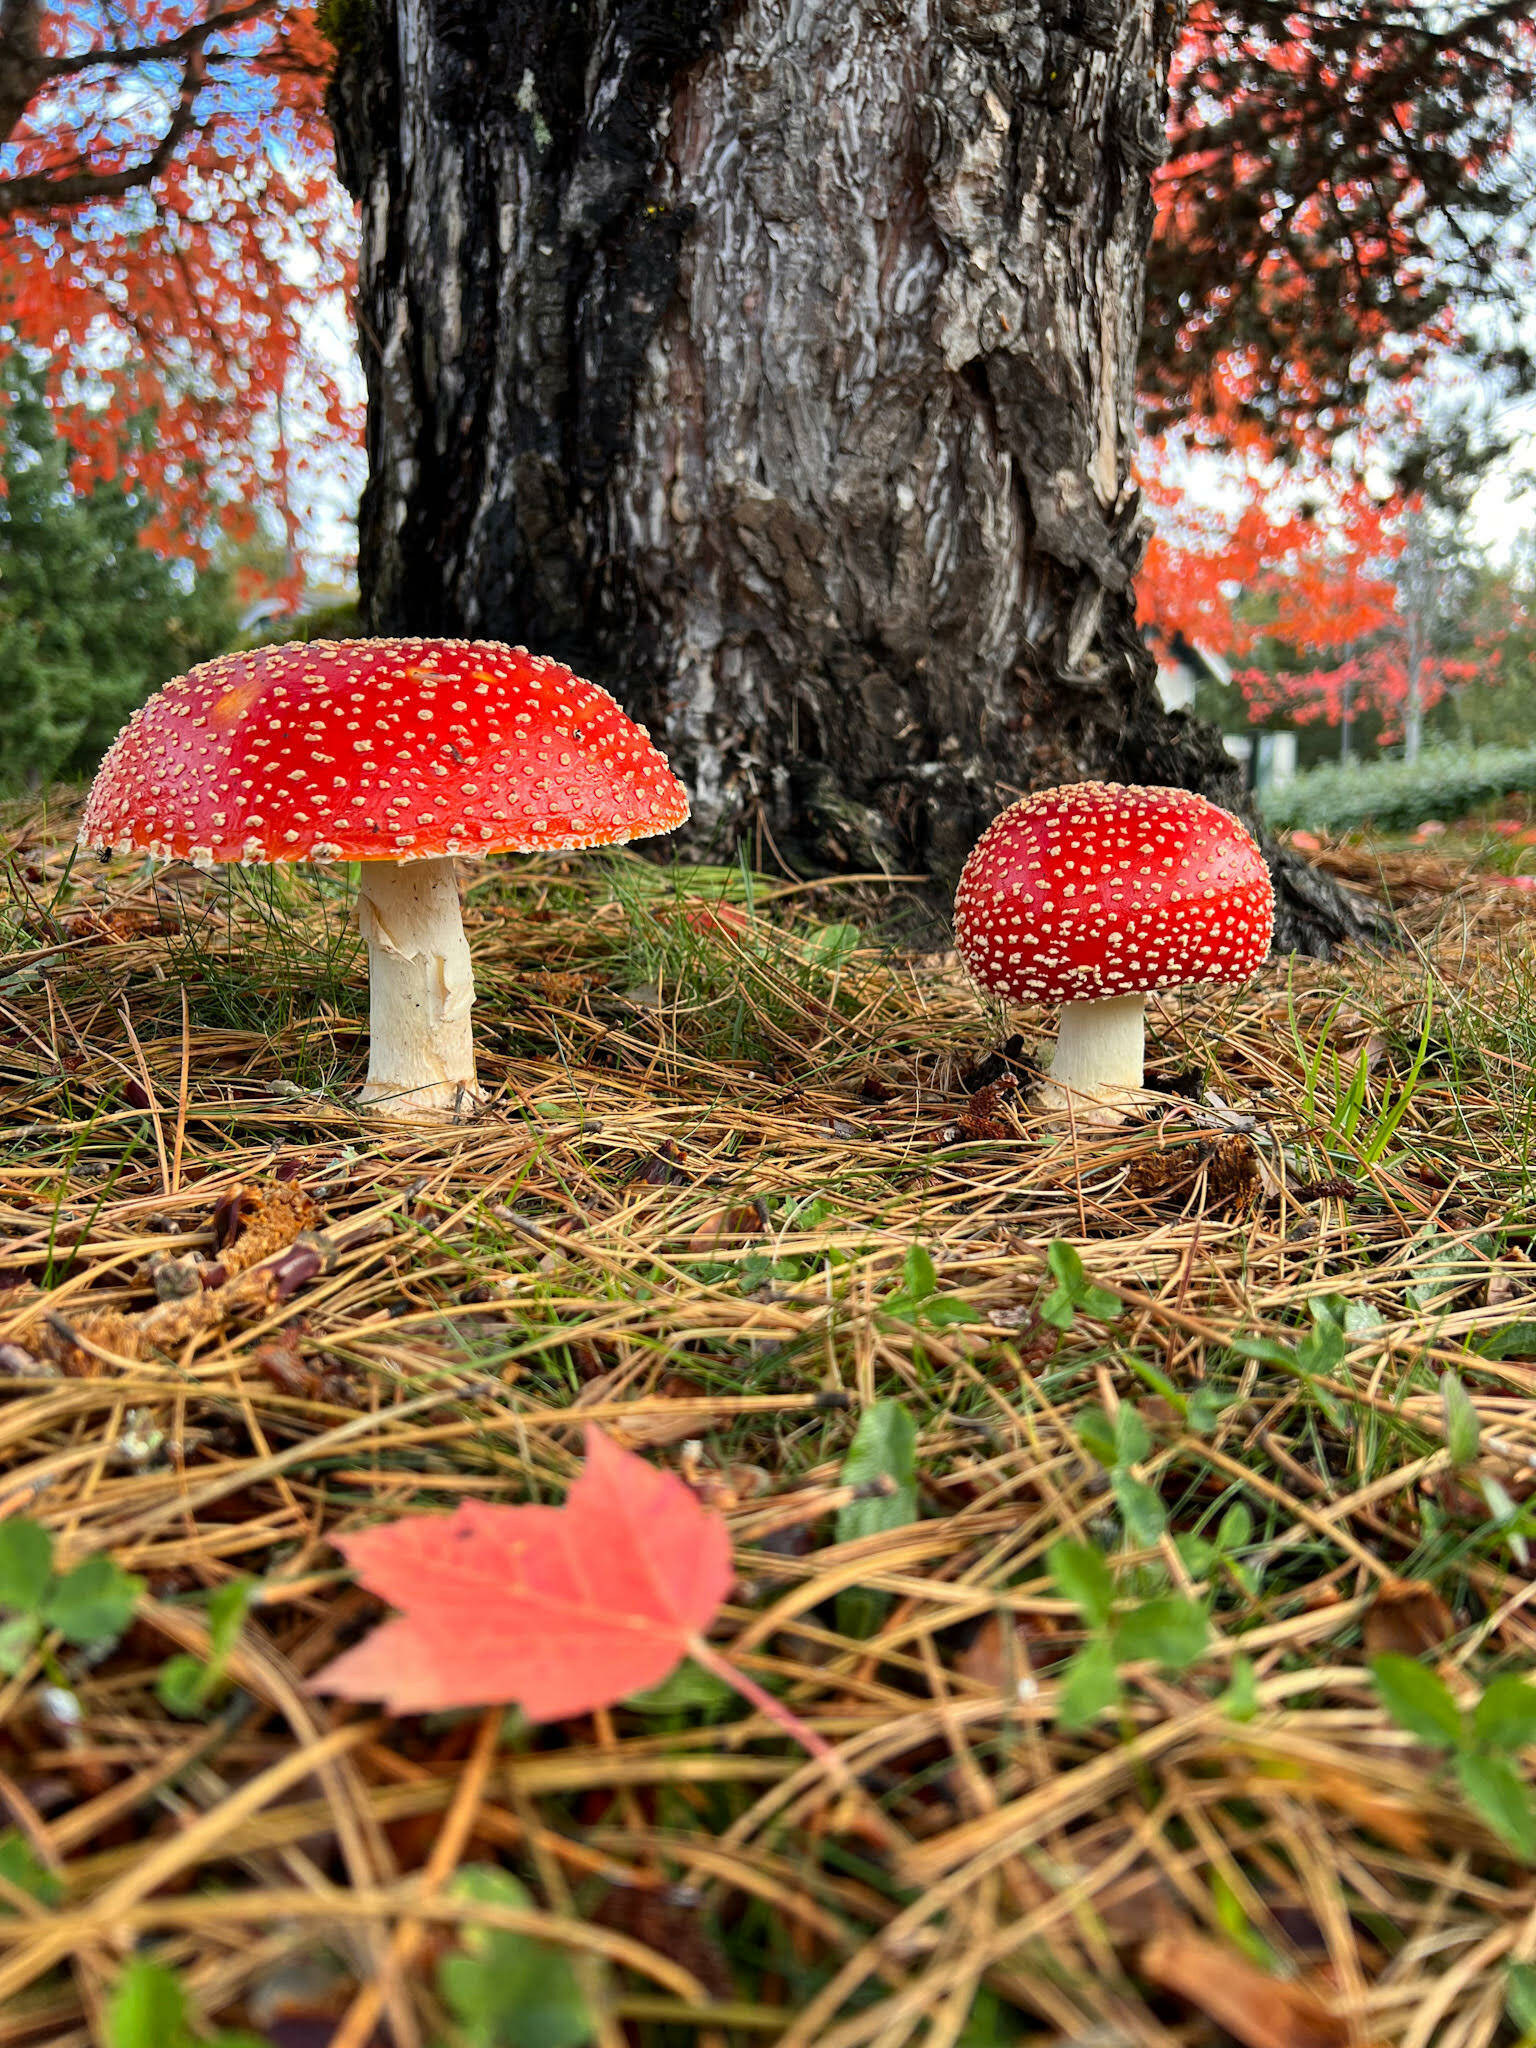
[1507,1960,1536,2033]
[1441,1367,1481,1466]
[836,1400,918,1546]
[106,1957,264,2048]
[1139,1927,1350,2048]
[624,1658,738,1714]
[1048,1536,1209,1727]
[312,1428,733,1718]
[1047,1540,1115,1630]
[0,1522,53,1612]
[1373,1653,1536,1861]
[1057,1638,1121,1730]
[1362,1578,1454,1658]
[1477,1320,1536,1361]
[438,1867,596,2048]
[1370,1652,1463,1747]
[836,1398,918,1637]
[881,1245,983,1327]
[0,1831,61,1909]
[1473,1673,1536,1751]
[686,1200,767,1254]
[0,1520,142,1671]
[658,898,752,941]
[158,1578,254,1718]
[1040,1240,1122,1329]
[1112,1595,1208,1671]
[42,1555,143,1645]
[802,920,861,964]
[955,1614,1041,1702]
[1219,1655,1260,1722]
[1456,1750,1536,1861]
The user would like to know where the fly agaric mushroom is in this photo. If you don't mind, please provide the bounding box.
[953,783,1274,1115]
[80,639,690,1118]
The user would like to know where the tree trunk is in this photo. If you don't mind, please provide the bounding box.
[329,0,1382,957]
[1404,616,1424,765]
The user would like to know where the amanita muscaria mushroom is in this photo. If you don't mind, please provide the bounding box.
[953,783,1274,1114]
[80,638,690,1118]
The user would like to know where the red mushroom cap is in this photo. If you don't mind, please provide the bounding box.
[79,639,690,866]
[953,782,1274,1004]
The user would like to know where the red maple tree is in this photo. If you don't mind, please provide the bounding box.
[1139,433,1398,654]
[1140,439,1492,751]
[0,3,359,591]
[1146,428,1490,749]
[8,2,1530,627]
[1144,0,1536,453]
[1136,1,1532,748]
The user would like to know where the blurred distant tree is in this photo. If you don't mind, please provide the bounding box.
[1391,506,1484,760]
[1143,457,1490,762]
[0,3,358,585]
[1138,0,1535,774]
[0,356,239,790]
[1450,544,1536,749]
[1146,0,1536,459]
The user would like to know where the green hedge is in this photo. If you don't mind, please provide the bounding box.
[1259,745,1536,836]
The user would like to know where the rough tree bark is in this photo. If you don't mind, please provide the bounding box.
[330,0,1379,955]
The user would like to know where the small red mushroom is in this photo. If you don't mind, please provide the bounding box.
[80,638,690,1118]
[953,783,1274,1114]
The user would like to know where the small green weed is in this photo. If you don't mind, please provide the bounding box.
[881,1245,985,1330]
[438,1866,596,2048]
[1230,1294,1356,1429]
[1047,1538,1210,1729]
[156,1578,254,1718]
[1373,1655,1536,1859]
[106,1958,265,2048]
[0,1831,61,1908]
[1076,1400,1175,1550]
[1508,1961,1536,2041]
[1040,1241,1122,1331]
[0,1519,141,1676]
[836,1397,919,1638]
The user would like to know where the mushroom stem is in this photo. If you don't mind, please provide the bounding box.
[1047,994,1147,1106]
[355,858,480,1119]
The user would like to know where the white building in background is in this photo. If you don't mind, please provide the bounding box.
[238,582,360,636]
[1149,629,1296,793]
[1254,730,1298,789]
[1153,633,1231,714]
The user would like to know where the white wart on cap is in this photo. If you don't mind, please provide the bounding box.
[953,783,1274,1112]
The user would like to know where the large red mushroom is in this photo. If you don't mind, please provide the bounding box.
[80,638,690,1118]
[953,783,1274,1115]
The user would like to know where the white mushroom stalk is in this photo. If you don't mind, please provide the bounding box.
[1045,994,1147,1108]
[355,859,480,1118]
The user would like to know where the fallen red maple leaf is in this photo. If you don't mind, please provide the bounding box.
[311,1427,734,1717]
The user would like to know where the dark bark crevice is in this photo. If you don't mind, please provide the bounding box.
[332,0,1387,961]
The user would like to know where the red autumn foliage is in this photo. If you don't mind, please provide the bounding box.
[0,3,360,592]
[1138,419,1498,746]
[1145,1,1536,453]
[1235,645,1478,743]
[311,1428,734,1718]
[1141,435,1396,638]
[1137,3,1534,730]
